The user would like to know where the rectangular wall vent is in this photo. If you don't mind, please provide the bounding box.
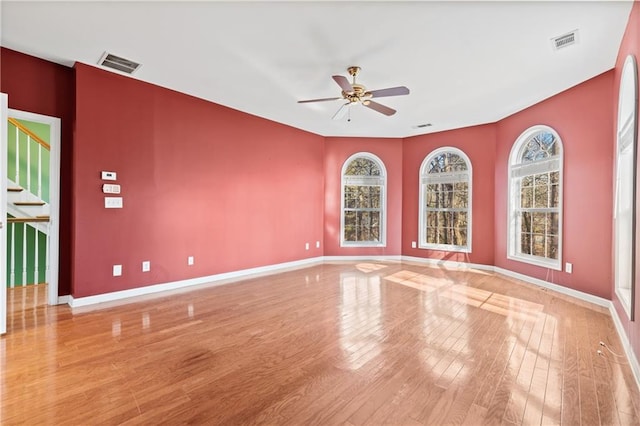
[98,52,141,74]
[552,30,578,50]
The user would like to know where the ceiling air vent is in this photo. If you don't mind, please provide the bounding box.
[98,52,141,74]
[552,30,578,51]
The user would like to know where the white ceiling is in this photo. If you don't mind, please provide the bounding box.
[0,1,633,138]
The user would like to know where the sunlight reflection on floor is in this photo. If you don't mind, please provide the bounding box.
[386,270,544,322]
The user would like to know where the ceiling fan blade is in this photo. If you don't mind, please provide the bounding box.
[332,103,350,120]
[298,97,342,104]
[363,100,396,116]
[367,86,410,98]
[332,75,353,93]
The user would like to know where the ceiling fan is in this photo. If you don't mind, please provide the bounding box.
[298,66,410,119]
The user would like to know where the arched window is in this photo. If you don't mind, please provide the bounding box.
[419,147,472,252]
[508,125,563,270]
[614,55,637,320]
[341,153,386,247]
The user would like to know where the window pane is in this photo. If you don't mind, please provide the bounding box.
[535,173,549,185]
[532,212,546,234]
[532,234,545,257]
[346,158,380,176]
[370,186,381,208]
[550,171,559,184]
[429,153,468,173]
[454,212,468,228]
[546,236,559,259]
[521,187,533,208]
[550,184,560,208]
[344,186,356,208]
[456,229,467,246]
[438,227,448,245]
[520,212,532,233]
[439,192,453,208]
[548,212,559,235]
[454,182,468,191]
[521,233,531,254]
[437,211,448,227]
[427,211,437,227]
[426,189,437,207]
[453,190,468,208]
[534,184,548,208]
[427,227,437,244]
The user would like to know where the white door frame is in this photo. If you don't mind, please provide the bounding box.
[7,108,61,308]
[1,94,7,334]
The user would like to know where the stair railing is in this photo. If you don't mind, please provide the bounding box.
[8,117,50,202]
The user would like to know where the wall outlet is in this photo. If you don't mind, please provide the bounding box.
[188,256,194,266]
[565,262,573,274]
[142,261,150,272]
[305,242,310,250]
[113,264,122,276]
[411,241,417,248]
[316,241,320,248]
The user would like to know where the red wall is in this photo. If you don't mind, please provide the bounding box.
[494,71,614,298]
[402,125,496,265]
[0,47,74,296]
[613,0,640,366]
[73,64,324,297]
[323,137,402,256]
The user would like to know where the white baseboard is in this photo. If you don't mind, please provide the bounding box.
[68,256,323,308]
[323,255,402,262]
[608,302,640,391]
[492,266,610,308]
[401,255,494,272]
[57,295,71,305]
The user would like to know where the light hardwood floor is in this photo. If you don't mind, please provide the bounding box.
[1,262,639,425]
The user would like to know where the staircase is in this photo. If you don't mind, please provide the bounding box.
[6,117,50,288]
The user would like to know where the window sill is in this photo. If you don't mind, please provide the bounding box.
[418,244,471,253]
[341,242,387,248]
[507,253,561,271]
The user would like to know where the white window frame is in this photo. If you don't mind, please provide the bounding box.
[614,54,637,321]
[340,152,387,247]
[507,125,563,270]
[418,147,472,252]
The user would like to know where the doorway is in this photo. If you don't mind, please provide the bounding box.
[1,107,60,335]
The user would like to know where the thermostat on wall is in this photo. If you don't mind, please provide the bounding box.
[101,171,117,181]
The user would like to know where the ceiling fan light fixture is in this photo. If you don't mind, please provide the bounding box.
[298,66,410,118]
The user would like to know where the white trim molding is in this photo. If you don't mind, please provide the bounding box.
[69,256,323,308]
[608,303,640,389]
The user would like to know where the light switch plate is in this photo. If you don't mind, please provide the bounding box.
[105,197,123,208]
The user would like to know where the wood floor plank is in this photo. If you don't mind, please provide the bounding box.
[1,262,638,425]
